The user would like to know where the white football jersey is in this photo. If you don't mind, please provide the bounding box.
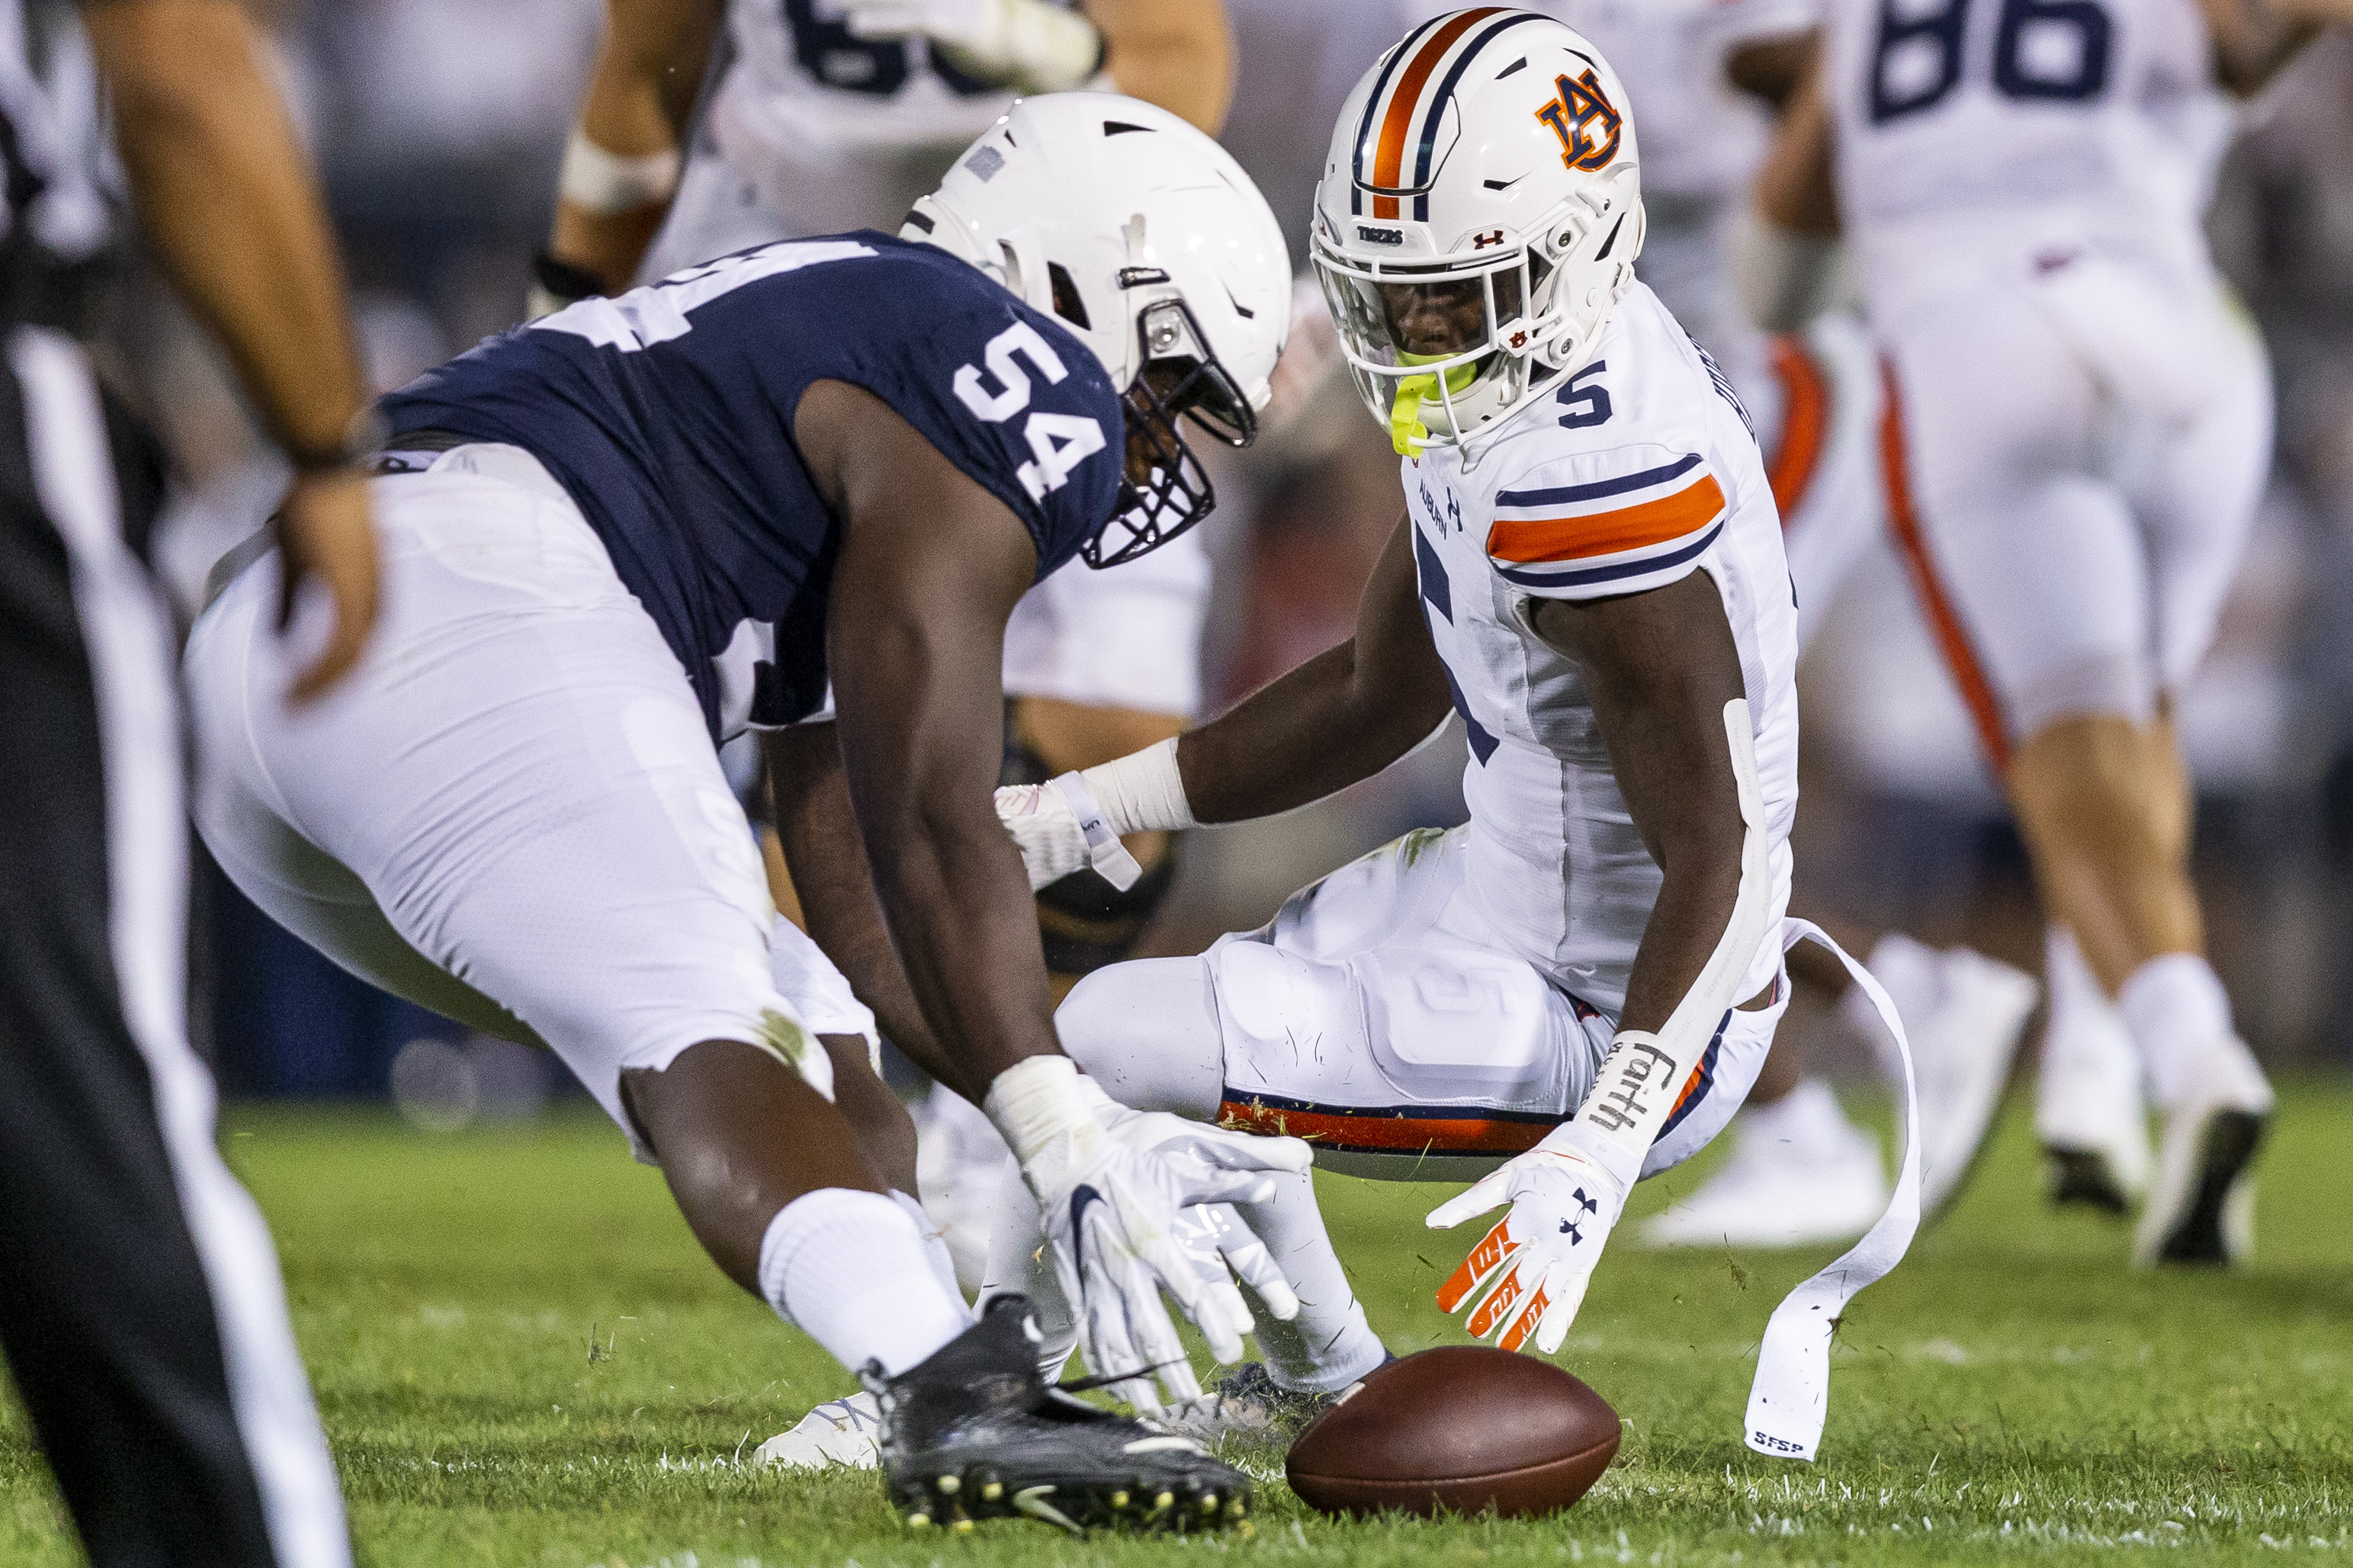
[711,0,1039,170]
[1404,284,1799,1016]
[1824,0,2233,289]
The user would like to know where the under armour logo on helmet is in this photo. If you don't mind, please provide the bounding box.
[1471,228,1506,249]
[1536,69,1623,173]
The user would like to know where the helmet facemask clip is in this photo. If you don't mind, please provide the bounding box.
[1087,297,1258,569]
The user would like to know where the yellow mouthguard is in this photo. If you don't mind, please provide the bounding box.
[1388,353,1478,457]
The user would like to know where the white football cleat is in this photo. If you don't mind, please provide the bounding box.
[2134,1041,2272,1268]
[1640,1080,1889,1249]
[912,1085,1014,1296]
[753,1391,881,1470]
[2035,929,2152,1214]
[1855,935,2039,1219]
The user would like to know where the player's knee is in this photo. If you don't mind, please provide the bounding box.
[1054,956,1224,1117]
[2012,715,2180,862]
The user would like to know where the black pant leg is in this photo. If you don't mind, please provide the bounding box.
[0,331,341,1568]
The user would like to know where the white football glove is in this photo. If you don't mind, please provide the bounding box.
[1427,1121,1632,1355]
[988,1059,1312,1413]
[1171,1202,1302,1328]
[994,774,1141,892]
[829,0,1099,92]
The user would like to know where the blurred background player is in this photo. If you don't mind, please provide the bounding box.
[1770,0,2329,1264]
[533,0,1244,1281]
[0,0,379,1560]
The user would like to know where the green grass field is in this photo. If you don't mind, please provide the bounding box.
[5,1079,2350,1566]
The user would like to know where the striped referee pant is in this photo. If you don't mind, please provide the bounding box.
[0,325,350,1567]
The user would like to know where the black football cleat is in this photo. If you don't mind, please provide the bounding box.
[861,1296,1251,1535]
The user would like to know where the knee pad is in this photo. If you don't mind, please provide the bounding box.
[1054,957,1223,1116]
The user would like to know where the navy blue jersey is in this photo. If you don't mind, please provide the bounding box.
[381,233,1124,736]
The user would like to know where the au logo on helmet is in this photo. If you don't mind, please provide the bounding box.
[1535,68,1622,172]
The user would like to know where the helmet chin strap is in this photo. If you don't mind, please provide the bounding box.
[1389,351,1479,457]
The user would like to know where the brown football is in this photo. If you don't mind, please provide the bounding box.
[1285,1347,1621,1518]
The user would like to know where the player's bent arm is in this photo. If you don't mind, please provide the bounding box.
[993,514,1449,885]
[762,720,965,1087]
[1178,512,1453,822]
[1424,569,1762,1353]
[797,380,1064,1103]
[83,0,377,698]
[1085,0,1234,136]
[1528,570,1753,1040]
[542,0,722,302]
[1753,58,1837,240]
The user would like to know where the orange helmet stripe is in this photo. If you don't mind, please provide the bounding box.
[1369,8,1504,218]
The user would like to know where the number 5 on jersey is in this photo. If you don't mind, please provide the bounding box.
[955,321,1106,501]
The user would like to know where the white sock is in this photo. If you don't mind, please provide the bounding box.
[1235,1169,1387,1394]
[888,1189,974,1319]
[2116,954,2239,1108]
[2044,924,2111,1030]
[977,1160,1077,1378]
[1740,1078,1862,1155]
[757,1188,969,1377]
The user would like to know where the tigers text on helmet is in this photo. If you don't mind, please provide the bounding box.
[906,93,1291,566]
[1312,8,1645,461]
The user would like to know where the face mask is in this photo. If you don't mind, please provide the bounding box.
[1389,352,1479,457]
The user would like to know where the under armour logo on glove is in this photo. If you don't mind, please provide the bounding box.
[1427,1122,1631,1356]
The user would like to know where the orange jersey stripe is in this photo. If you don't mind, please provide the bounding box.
[1369,7,1501,220]
[1767,335,1828,522]
[1218,1098,1553,1156]
[1880,361,2010,774]
[1486,473,1725,566]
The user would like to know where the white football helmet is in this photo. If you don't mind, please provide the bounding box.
[1311,10,1645,460]
[907,93,1292,565]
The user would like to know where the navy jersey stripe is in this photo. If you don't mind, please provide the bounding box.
[1494,451,1703,508]
[1494,520,1723,590]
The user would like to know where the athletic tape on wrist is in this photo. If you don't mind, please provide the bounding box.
[1045,771,1144,891]
[1744,920,1920,1462]
[1077,737,1195,835]
[982,1055,1098,1172]
[558,130,680,216]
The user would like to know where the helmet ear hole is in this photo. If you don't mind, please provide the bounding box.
[997,239,1026,298]
[1047,261,1091,330]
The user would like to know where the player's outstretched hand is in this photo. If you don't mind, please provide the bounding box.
[994,776,1142,891]
[993,1060,1311,1413]
[1172,1201,1302,1329]
[1427,1121,1629,1355]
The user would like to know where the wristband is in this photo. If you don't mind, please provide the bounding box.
[532,250,608,312]
[983,1055,1098,1169]
[1566,1031,1674,1188]
[284,406,388,476]
[1077,737,1195,836]
[1046,771,1144,891]
[557,130,681,216]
